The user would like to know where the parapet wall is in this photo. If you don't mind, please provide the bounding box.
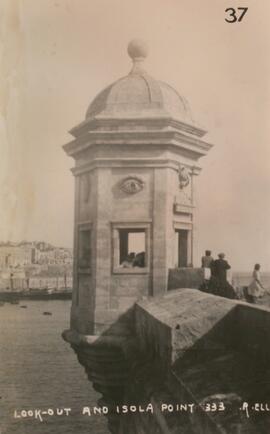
[131,290,270,433]
[234,301,270,360]
[168,268,205,291]
[135,289,236,363]
[64,288,270,433]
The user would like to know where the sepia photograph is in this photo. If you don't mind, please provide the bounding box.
[1,1,270,433]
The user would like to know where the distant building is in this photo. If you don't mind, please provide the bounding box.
[0,241,73,291]
[34,247,73,265]
[0,246,33,268]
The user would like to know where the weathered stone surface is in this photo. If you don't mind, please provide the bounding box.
[168,268,205,290]
[64,287,270,433]
[133,289,270,433]
[136,289,236,363]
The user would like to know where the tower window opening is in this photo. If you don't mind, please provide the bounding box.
[118,229,146,268]
[175,229,189,268]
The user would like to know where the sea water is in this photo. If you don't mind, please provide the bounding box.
[0,300,109,434]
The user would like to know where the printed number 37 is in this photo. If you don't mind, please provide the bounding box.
[225,7,248,23]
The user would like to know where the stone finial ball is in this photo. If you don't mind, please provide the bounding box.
[127,39,148,60]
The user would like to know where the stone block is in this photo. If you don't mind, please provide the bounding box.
[168,268,205,290]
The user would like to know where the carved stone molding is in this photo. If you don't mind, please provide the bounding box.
[120,177,144,195]
[173,203,194,215]
[62,327,137,434]
[178,165,190,189]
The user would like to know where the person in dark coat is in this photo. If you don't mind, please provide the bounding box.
[133,251,145,268]
[209,253,237,299]
[212,253,231,282]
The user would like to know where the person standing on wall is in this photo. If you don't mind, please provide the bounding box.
[213,253,231,282]
[201,250,214,268]
[201,250,214,281]
[247,264,265,304]
[210,253,237,299]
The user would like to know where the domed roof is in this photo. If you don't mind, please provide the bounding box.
[86,40,194,124]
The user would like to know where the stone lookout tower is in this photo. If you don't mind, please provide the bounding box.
[63,40,212,335]
[63,42,270,434]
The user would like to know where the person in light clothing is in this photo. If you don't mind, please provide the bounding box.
[120,252,135,268]
[201,250,214,280]
[201,250,214,269]
[247,264,264,303]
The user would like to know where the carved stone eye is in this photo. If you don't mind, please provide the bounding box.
[120,177,144,194]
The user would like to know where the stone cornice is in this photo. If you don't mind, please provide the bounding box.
[69,116,207,139]
[63,129,212,160]
[71,158,201,176]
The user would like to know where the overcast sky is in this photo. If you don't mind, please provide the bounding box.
[0,0,269,271]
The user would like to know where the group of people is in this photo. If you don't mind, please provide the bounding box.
[120,251,145,268]
[201,250,265,303]
[201,250,236,299]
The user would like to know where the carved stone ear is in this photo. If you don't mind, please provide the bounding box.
[81,173,91,202]
[178,166,190,189]
[120,177,144,194]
